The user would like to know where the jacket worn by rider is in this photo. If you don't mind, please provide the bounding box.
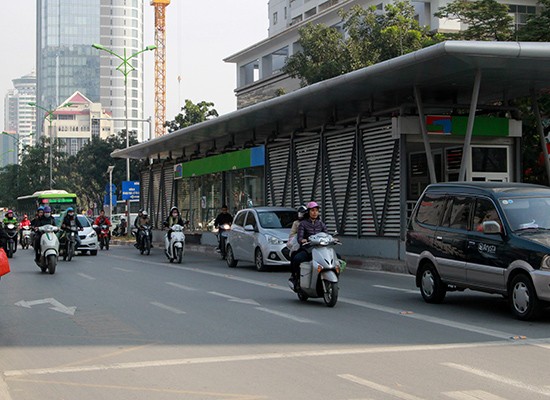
[31,215,56,229]
[165,215,184,229]
[214,213,233,227]
[136,216,150,227]
[297,218,328,244]
[3,217,17,227]
[62,215,83,230]
[94,216,111,226]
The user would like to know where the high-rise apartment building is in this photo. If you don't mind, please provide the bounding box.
[3,71,37,166]
[226,0,539,109]
[36,0,146,141]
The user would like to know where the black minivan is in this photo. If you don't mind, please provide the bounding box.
[406,182,550,320]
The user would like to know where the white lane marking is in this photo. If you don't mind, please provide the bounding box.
[443,390,509,400]
[0,374,14,400]
[208,291,260,306]
[342,298,517,340]
[150,302,186,315]
[339,374,426,400]
[442,363,550,397]
[255,307,316,323]
[113,267,132,272]
[373,285,417,294]
[166,282,197,291]
[3,341,509,378]
[108,254,521,340]
[14,298,76,316]
[77,273,95,280]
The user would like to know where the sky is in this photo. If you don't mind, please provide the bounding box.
[0,1,269,132]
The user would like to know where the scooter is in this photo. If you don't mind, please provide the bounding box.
[164,224,185,263]
[60,226,78,262]
[137,224,152,255]
[36,225,60,274]
[3,223,18,258]
[98,224,110,250]
[21,226,32,249]
[217,223,231,259]
[289,232,343,307]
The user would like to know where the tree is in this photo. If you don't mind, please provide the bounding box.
[434,0,514,41]
[165,99,219,133]
[283,23,350,86]
[283,1,443,86]
[517,0,550,41]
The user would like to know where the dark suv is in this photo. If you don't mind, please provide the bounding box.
[406,182,550,320]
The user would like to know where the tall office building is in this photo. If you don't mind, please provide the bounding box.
[3,71,37,166]
[36,0,146,141]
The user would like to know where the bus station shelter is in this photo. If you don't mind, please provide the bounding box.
[113,41,550,259]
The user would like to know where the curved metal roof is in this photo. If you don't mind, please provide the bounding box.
[113,41,550,160]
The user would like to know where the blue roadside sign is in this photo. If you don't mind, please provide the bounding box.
[122,181,140,200]
[105,183,116,194]
[103,195,117,206]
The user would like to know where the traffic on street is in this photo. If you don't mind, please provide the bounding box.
[1,244,550,399]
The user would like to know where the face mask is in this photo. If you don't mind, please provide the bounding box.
[44,213,51,218]
[68,213,74,217]
[172,213,178,217]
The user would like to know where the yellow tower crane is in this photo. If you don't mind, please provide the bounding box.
[151,0,170,137]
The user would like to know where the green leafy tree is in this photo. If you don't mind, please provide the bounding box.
[517,0,550,41]
[434,0,514,41]
[165,99,219,133]
[283,23,350,86]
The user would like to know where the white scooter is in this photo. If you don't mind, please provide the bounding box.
[36,225,60,274]
[289,232,343,307]
[164,224,185,263]
[21,226,32,249]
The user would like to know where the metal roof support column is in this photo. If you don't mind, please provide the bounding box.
[531,89,550,184]
[459,69,482,181]
[414,86,437,183]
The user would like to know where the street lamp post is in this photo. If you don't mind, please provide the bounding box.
[91,43,156,216]
[107,165,115,220]
[28,102,72,189]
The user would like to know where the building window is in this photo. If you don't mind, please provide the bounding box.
[273,11,278,25]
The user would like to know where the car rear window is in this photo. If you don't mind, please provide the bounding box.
[415,193,446,226]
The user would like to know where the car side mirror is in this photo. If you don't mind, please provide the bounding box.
[244,224,255,232]
[482,221,502,235]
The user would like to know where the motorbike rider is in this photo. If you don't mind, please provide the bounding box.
[134,210,151,248]
[287,205,307,254]
[19,214,31,242]
[94,209,112,238]
[214,205,233,251]
[1,210,18,249]
[289,201,328,289]
[31,206,56,262]
[60,207,83,248]
[163,206,185,240]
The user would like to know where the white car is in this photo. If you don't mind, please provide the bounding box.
[54,215,98,256]
[225,207,297,271]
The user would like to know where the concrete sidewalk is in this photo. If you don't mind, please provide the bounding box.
[111,237,408,275]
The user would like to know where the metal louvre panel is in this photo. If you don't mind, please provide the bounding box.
[267,145,290,206]
[162,164,175,227]
[140,169,151,212]
[360,123,401,237]
[324,130,357,235]
[151,167,162,225]
[294,139,320,206]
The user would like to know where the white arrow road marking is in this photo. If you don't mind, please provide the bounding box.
[339,374,426,400]
[442,363,550,397]
[150,302,186,315]
[208,291,260,306]
[14,298,76,316]
[443,390,509,400]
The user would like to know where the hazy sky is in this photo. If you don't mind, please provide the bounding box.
[0,1,269,132]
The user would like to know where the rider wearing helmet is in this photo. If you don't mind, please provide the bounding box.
[1,210,18,249]
[287,205,307,253]
[289,201,328,289]
[31,206,56,262]
[61,207,83,247]
[19,213,31,242]
[134,210,151,248]
[93,209,112,238]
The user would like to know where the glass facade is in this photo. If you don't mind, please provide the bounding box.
[37,0,101,129]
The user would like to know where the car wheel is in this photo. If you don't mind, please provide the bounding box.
[255,248,267,272]
[509,274,541,321]
[419,264,446,303]
[226,245,238,268]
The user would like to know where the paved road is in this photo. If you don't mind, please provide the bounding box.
[1,245,550,399]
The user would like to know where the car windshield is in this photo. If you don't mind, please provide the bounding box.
[500,196,550,231]
[257,211,297,229]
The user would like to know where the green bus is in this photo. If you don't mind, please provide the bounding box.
[17,190,77,217]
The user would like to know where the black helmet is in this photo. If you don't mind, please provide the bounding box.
[297,205,307,214]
